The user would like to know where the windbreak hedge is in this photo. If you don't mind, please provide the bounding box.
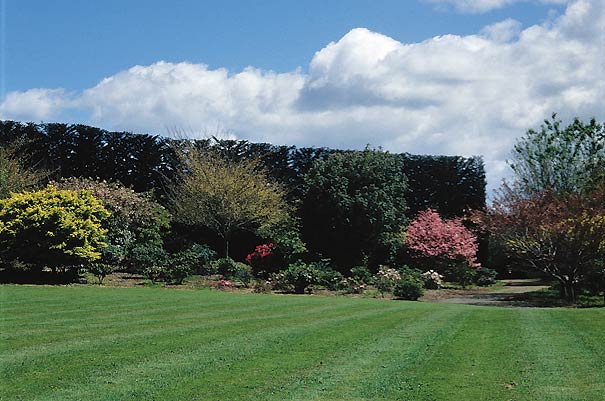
[0,120,485,217]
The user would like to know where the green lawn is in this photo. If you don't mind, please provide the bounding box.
[1,285,604,401]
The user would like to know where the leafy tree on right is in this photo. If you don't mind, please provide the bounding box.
[479,115,605,301]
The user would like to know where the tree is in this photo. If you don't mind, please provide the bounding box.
[302,148,408,271]
[405,209,480,286]
[0,141,48,199]
[169,142,294,258]
[480,115,605,301]
[480,185,604,301]
[0,186,110,273]
[509,114,604,197]
[53,177,171,272]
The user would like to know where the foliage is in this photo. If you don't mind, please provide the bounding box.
[142,265,167,283]
[0,140,48,199]
[252,280,273,293]
[474,267,498,286]
[1,121,487,221]
[87,263,114,284]
[509,114,604,197]
[129,244,169,273]
[340,277,368,294]
[302,148,408,271]
[316,264,346,291]
[170,142,292,258]
[393,279,424,300]
[480,186,605,301]
[172,243,217,275]
[406,209,480,268]
[272,261,323,294]
[406,209,480,286]
[53,177,171,273]
[374,266,402,297]
[402,154,486,218]
[421,270,444,289]
[350,265,373,284]
[245,243,277,278]
[0,186,109,273]
[209,257,253,285]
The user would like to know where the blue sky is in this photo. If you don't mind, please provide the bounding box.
[4,0,564,92]
[1,0,603,191]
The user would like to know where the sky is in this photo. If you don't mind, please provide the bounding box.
[1,0,604,193]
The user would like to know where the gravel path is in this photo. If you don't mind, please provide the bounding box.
[421,278,551,307]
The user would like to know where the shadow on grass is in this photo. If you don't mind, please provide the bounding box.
[456,288,605,308]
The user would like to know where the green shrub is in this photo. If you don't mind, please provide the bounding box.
[209,257,253,286]
[164,263,191,285]
[273,261,322,294]
[350,265,373,284]
[421,270,444,289]
[143,265,167,282]
[444,261,477,288]
[0,186,110,275]
[474,267,498,286]
[341,277,367,294]
[393,279,424,300]
[252,280,273,294]
[374,266,401,297]
[129,245,169,272]
[316,262,345,291]
[229,263,254,287]
[87,263,114,284]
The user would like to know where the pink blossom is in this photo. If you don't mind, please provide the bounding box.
[406,209,480,268]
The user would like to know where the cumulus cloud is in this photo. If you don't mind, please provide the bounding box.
[425,0,571,13]
[0,88,74,121]
[1,0,603,192]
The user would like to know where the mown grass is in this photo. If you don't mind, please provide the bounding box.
[1,285,604,401]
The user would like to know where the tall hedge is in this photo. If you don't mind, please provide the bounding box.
[0,120,486,218]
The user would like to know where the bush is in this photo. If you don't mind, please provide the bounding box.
[393,279,424,300]
[350,265,373,284]
[273,261,322,294]
[474,267,498,286]
[421,270,444,289]
[444,261,477,288]
[0,186,110,275]
[165,262,192,285]
[87,263,114,284]
[53,178,171,273]
[210,258,253,286]
[374,266,401,297]
[341,277,367,294]
[129,245,169,273]
[171,244,216,276]
[143,265,167,282]
[252,280,273,293]
[315,260,345,291]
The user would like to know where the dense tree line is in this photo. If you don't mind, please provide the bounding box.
[0,120,486,216]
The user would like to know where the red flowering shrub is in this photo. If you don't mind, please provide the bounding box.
[245,243,276,278]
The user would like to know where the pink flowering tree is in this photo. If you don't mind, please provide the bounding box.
[405,209,480,286]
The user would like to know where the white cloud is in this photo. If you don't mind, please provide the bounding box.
[425,0,571,13]
[0,88,74,121]
[1,0,603,193]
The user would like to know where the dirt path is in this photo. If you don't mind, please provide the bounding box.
[421,278,551,307]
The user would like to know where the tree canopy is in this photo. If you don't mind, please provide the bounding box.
[169,142,295,258]
[509,114,604,196]
[302,148,408,271]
